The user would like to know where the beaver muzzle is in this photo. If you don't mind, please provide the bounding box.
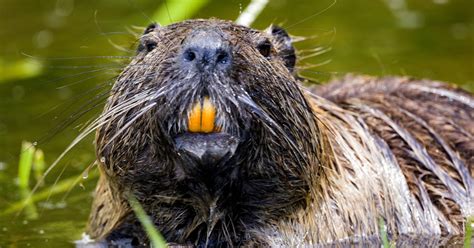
[174,97,240,165]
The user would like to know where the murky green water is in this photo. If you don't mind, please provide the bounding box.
[0,0,472,247]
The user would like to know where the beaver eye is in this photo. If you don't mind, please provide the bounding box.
[145,40,157,52]
[256,39,272,58]
[138,40,157,53]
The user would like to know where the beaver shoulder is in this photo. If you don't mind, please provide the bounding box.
[260,74,473,245]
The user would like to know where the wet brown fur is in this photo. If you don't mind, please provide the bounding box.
[86,19,473,246]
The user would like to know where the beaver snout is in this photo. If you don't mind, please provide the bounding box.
[181,29,232,72]
[175,96,241,165]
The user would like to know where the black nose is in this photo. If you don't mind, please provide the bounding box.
[181,30,232,72]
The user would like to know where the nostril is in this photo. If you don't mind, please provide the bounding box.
[183,49,197,62]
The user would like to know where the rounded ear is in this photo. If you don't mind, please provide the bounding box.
[137,23,161,53]
[266,25,296,73]
[143,23,160,34]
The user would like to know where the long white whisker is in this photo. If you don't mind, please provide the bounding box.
[100,102,157,151]
[29,90,155,197]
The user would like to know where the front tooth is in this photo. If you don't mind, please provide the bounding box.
[187,97,217,133]
[188,99,202,132]
[201,97,216,133]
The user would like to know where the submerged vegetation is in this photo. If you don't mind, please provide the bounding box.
[1,141,98,218]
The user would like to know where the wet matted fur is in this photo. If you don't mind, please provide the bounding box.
[85,19,473,246]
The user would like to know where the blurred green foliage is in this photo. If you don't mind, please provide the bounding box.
[0,59,43,83]
[152,0,210,25]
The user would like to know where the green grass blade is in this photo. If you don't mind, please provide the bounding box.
[33,149,46,184]
[19,188,39,219]
[128,195,168,248]
[16,141,40,219]
[18,141,35,189]
[379,217,391,248]
[465,216,473,248]
[151,0,210,26]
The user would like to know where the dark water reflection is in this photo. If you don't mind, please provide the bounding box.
[0,0,472,246]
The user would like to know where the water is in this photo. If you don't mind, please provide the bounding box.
[0,0,472,246]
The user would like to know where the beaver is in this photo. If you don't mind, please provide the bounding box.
[85,19,473,247]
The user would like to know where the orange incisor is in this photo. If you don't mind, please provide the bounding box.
[188,97,219,133]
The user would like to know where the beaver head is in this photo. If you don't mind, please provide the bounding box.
[95,19,321,246]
